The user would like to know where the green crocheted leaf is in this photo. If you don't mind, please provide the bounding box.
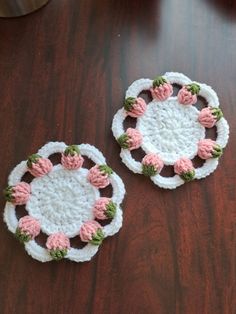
[64,145,80,156]
[124,97,136,111]
[211,108,223,121]
[50,248,68,261]
[153,76,167,88]
[27,154,41,168]
[3,185,13,202]
[105,201,117,219]
[212,145,223,158]
[180,170,195,182]
[186,83,200,95]
[99,165,113,176]
[117,134,129,149]
[142,165,157,177]
[90,229,104,246]
[15,228,31,243]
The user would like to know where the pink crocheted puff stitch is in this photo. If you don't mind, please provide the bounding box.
[3,142,125,262]
[112,72,229,189]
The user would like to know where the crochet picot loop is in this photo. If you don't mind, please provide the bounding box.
[142,165,157,177]
[3,186,13,202]
[64,145,80,156]
[181,170,195,182]
[186,83,200,95]
[90,228,105,245]
[50,249,68,261]
[153,76,167,87]
[99,165,113,176]
[105,201,117,219]
[211,107,223,121]
[15,227,31,243]
[27,154,41,168]
[117,133,129,149]
[124,97,136,111]
[212,144,223,158]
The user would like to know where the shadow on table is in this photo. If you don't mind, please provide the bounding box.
[204,0,236,20]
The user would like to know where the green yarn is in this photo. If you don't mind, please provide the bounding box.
[153,76,167,88]
[15,228,31,243]
[211,107,223,121]
[142,164,157,177]
[186,83,200,95]
[105,201,117,219]
[124,97,136,111]
[27,154,41,168]
[50,249,68,261]
[117,134,129,149]
[90,229,104,245]
[64,145,80,156]
[180,170,195,182]
[99,165,113,176]
[212,144,223,158]
[3,185,13,202]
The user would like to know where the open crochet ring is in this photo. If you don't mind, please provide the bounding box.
[3,142,125,262]
[112,72,229,189]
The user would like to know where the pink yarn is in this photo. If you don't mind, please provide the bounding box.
[61,154,84,170]
[174,157,194,175]
[93,197,110,220]
[150,83,173,101]
[80,220,102,242]
[197,139,215,159]
[18,215,40,239]
[28,158,53,177]
[142,153,164,172]
[178,87,197,105]
[126,128,142,150]
[198,107,216,128]
[87,165,110,188]
[127,97,147,118]
[12,182,31,205]
[46,232,70,250]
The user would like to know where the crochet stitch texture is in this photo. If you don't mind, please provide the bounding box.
[112,72,229,189]
[3,142,125,262]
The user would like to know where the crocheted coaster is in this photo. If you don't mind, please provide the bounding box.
[112,72,229,189]
[3,142,125,262]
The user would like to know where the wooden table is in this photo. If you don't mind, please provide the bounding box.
[0,1,235,313]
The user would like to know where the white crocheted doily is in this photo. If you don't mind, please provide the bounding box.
[3,142,125,262]
[112,72,229,189]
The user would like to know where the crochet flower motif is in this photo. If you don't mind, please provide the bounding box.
[3,142,125,262]
[112,72,229,189]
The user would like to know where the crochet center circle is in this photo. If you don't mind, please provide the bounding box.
[26,166,99,237]
[137,99,205,164]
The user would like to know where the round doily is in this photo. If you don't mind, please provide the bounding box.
[3,142,125,262]
[112,72,229,189]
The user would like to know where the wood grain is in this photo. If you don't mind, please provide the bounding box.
[0,0,236,313]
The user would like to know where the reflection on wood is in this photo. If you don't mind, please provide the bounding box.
[0,0,49,17]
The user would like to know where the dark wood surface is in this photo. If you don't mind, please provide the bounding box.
[0,1,236,313]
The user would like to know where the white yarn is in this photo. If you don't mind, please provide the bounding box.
[112,72,229,189]
[3,142,125,262]
[27,167,99,238]
[136,99,205,164]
